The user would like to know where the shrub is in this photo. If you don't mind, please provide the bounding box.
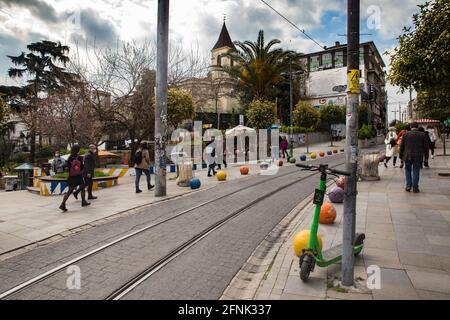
[11,152,30,164]
[245,100,277,129]
[358,124,374,140]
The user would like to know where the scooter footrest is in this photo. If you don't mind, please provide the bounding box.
[322,244,343,261]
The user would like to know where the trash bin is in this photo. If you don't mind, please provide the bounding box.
[359,152,380,181]
[2,175,20,191]
[14,163,36,190]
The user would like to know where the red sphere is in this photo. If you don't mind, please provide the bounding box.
[277,159,284,167]
[240,166,249,175]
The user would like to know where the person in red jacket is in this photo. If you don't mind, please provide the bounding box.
[280,136,289,158]
[396,123,411,168]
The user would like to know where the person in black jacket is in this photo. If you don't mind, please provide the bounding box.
[399,122,429,193]
[59,145,90,212]
[74,144,98,200]
[205,137,217,177]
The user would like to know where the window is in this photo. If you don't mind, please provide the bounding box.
[310,55,320,71]
[334,51,343,68]
[217,55,222,67]
[322,53,332,68]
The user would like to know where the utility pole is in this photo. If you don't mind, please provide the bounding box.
[289,59,294,160]
[342,0,360,287]
[154,0,169,197]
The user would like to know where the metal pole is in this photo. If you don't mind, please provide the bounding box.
[289,59,293,159]
[155,0,169,197]
[342,0,360,287]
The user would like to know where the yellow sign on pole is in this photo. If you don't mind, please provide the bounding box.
[347,69,360,93]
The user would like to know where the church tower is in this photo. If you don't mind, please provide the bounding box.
[211,21,236,80]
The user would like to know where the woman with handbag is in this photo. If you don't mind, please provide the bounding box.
[384,127,398,168]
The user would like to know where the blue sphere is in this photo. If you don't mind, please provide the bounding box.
[189,178,201,189]
[327,150,333,155]
[300,154,307,161]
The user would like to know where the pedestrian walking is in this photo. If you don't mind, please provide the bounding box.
[280,136,289,159]
[134,142,154,193]
[217,140,228,170]
[384,127,398,168]
[59,145,90,212]
[418,127,432,168]
[205,137,217,177]
[74,144,97,200]
[52,150,66,174]
[399,122,430,193]
[426,126,437,159]
[396,124,411,168]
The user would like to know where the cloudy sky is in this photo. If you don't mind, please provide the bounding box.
[0,0,425,122]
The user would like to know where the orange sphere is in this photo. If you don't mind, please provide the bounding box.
[319,202,337,224]
[240,166,249,175]
[319,151,325,157]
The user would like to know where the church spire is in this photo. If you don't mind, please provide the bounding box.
[212,21,236,50]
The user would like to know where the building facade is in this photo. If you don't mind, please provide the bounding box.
[299,41,387,130]
[179,22,241,128]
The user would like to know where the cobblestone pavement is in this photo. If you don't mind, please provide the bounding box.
[1,155,345,299]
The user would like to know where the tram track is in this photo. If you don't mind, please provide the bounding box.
[1,156,345,300]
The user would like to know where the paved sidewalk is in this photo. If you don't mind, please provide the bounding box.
[253,140,450,300]
[0,140,343,258]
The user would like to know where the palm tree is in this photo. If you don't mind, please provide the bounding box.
[223,30,305,103]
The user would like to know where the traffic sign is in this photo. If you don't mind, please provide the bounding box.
[347,69,360,93]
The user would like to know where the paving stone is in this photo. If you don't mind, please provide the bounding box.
[407,270,450,294]
[372,268,419,300]
[283,275,326,298]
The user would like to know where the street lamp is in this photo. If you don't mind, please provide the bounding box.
[286,60,304,160]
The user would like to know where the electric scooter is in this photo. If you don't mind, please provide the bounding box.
[295,163,365,281]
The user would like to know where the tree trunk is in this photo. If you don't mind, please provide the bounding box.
[29,130,36,164]
[330,126,334,147]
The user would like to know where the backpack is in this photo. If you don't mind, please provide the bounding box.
[389,137,397,147]
[134,150,143,165]
[69,158,81,177]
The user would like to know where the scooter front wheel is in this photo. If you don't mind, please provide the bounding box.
[300,256,314,281]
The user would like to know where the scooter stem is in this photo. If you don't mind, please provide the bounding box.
[308,171,327,253]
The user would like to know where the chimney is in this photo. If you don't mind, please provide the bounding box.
[335,41,340,47]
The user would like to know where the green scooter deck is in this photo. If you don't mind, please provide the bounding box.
[316,244,364,268]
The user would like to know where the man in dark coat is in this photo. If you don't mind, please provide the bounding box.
[75,144,98,200]
[399,122,429,193]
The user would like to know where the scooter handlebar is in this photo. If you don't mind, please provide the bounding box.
[296,164,351,176]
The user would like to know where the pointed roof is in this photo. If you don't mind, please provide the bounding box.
[212,22,236,50]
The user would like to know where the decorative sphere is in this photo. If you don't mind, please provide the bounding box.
[293,230,323,257]
[336,176,345,189]
[216,170,227,181]
[240,166,249,175]
[327,150,333,155]
[289,157,296,164]
[319,202,337,224]
[260,162,269,170]
[277,159,284,167]
[300,154,307,161]
[340,149,345,153]
[319,151,325,157]
[310,153,317,159]
[333,149,338,154]
[328,186,345,203]
[189,178,201,189]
